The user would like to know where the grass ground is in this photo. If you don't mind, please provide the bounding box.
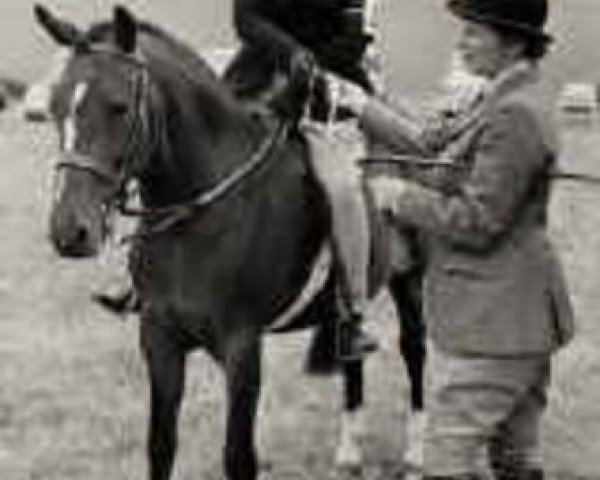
[4,2,600,474]
[1,100,600,480]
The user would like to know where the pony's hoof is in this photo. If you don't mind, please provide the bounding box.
[334,441,362,470]
[403,468,424,480]
[403,409,425,471]
[335,408,364,470]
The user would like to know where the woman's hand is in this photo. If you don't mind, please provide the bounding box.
[327,74,370,116]
[369,176,411,218]
[289,47,316,84]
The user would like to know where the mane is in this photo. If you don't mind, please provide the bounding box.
[83,19,262,207]
[85,20,243,128]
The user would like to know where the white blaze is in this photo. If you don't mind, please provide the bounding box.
[63,82,89,152]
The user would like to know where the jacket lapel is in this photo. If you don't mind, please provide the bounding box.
[439,61,539,164]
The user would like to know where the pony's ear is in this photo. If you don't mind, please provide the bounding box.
[114,5,137,53]
[34,4,86,47]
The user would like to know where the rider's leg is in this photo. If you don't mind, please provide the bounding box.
[305,118,376,361]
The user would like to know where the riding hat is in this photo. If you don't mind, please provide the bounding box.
[447,0,553,43]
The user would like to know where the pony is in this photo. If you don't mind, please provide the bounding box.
[37,4,425,479]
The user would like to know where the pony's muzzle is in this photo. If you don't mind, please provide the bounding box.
[49,211,99,258]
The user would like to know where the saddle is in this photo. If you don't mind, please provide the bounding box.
[255,113,417,333]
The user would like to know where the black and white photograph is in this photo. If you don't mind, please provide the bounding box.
[0,1,599,479]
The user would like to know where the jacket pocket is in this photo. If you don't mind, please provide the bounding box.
[546,256,575,347]
[439,260,504,280]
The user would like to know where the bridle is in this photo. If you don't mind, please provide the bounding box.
[55,45,155,212]
[55,45,290,236]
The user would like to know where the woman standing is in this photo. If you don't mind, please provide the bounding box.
[327,0,575,477]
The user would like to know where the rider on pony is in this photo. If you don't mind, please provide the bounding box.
[224,0,381,361]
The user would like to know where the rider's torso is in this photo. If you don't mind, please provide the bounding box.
[250,0,372,70]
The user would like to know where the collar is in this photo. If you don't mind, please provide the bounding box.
[483,60,539,103]
[441,61,537,144]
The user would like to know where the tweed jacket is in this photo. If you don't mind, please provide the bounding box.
[361,61,575,356]
[225,0,375,96]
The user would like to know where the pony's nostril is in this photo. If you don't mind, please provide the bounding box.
[75,225,89,245]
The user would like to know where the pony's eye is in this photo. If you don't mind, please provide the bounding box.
[108,101,129,116]
[49,96,67,120]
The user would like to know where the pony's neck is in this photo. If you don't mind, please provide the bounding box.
[174,81,266,195]
[189,75,264,179]
[141,44,266,206]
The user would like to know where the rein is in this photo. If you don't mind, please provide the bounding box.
[120,120,290,235]
[130,63,349,235]
[126,61,336,235]
[56,46,154,196]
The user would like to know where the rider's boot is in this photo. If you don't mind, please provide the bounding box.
[337,301,377,362]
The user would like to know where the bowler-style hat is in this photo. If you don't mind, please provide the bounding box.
[447,0,553,43]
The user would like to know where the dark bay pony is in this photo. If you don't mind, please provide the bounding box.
[37,4,425,479]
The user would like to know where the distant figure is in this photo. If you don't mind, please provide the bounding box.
[0,84,6,111]
[22,48,69,122]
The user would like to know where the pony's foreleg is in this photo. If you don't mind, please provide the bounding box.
[141,322,186,480]
[335,359,364,469]
[223,330,262,480]
[388,272,426,475]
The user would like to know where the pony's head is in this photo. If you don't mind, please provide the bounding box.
[37,4,153,257]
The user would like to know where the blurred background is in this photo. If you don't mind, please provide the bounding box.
[2,2,600,480]
[1,0,599,98]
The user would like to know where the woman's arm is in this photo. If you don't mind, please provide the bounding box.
[360,96,434,156]
[333,76,433,155]
[373,101,547,251]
